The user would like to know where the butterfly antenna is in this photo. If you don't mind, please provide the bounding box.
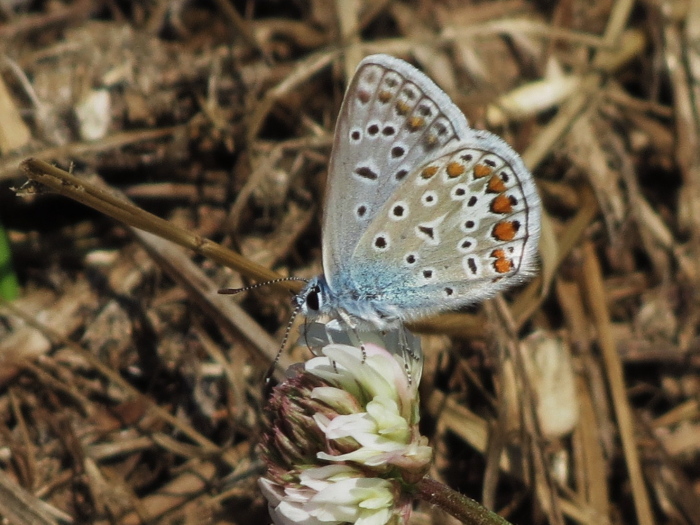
[218,276,309,295]
[264,299,304,385]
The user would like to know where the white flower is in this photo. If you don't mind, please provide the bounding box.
[260,465,401,525]
[259,331,430,525]
[308,343,431,472]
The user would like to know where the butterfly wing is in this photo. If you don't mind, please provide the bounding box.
[322,54,472,290]
[349,132,541,320]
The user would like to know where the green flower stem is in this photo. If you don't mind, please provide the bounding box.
[415,477,513,525]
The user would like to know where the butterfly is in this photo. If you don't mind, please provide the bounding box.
[295,54,541,331]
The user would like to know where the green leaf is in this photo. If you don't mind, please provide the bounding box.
[0,221,19,301]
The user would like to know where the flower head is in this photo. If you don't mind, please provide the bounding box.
[259,326,431,524]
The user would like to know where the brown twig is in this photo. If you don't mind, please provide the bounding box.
[18,158,303,294]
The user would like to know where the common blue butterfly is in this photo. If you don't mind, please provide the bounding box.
[297,54,541,330]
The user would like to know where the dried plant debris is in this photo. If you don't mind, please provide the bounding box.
[0,1,699,524]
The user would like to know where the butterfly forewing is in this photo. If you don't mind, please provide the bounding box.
[350,132,540,318]
[322,55,472,289]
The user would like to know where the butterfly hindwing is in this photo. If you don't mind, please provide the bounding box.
[349,132,540,318]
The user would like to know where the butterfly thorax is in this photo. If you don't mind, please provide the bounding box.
[297,275,403,330]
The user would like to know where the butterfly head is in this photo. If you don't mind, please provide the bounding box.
[296,275,333,319]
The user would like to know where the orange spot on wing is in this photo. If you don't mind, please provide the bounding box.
[378,90,392,103]
[421,166,439,179]
[407,116,425,131]
[492,221,520,241]
[473,164,492,178]
[490,194,513,214]
[446,162,465,178]
[491,249,514,274]
[395,101,411,115]
[486,175,507,193]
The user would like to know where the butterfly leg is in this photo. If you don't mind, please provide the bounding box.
[336,310,368,362]
[397,326,412,382]
[398,324,423,384]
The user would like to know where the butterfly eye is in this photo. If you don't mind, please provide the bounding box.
[305,286,321,311]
